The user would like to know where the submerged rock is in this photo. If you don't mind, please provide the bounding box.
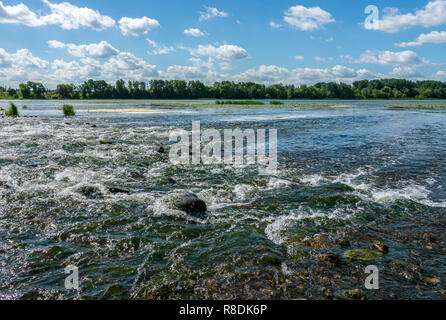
[344,249,384,262]
[372,241,389,254]
[77,186,102,199]
[319,253,340,265]
[156,145,165,154]
[107,186,131,194]
[338,289,366,300]
[175,194,207,215]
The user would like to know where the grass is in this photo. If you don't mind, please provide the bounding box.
[62,104,76,116]
[215,100,265,105]
[389,103,446,109]
[269,101,284,105]
[5,102,19,117]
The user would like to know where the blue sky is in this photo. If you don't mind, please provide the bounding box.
[1,0,446,88]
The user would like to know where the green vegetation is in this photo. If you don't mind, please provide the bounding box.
[1,78,446,100]
[5,102,19,117]
[62,104,75,116]
[215,100,264,105]
[389,103,446,109]
[270,101,284,105]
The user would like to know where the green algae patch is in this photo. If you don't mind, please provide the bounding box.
[344,249,384,262]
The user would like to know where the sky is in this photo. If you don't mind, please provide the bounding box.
[1,0,446,88]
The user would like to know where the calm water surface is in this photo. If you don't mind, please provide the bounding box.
[0,100,445,299]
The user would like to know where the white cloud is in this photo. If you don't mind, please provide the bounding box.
[188,44,249,61]
[219,62,232,71]
[386,66,422,78]
[199,7,228,21]
[0,48,49,69]
[356,50,430,66]
[233,64,371,85]
[314,56,333,62]
[294,56,304,60]
[284,5,335,31]
[270,21,282,29]
[396,31,446,47]
[0,0,43,27]
[146,38,175,55]
[0,0,115,31]
[365,0,446,33]
[119,16,160,36]
[48,40,120,59]
[184,28,205,37]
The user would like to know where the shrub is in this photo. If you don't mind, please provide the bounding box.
[5,102,19,117]
[62,104,75,116]
[270,101,284,105]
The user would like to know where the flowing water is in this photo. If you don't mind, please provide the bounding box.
[0,100,445,300]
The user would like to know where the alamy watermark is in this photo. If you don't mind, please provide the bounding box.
[364,5,380,30]
[169,121,278,174]
[64,265,79,291]
[365,265,379,290]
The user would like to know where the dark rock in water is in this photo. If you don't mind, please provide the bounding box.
[319,253,340,265]
[372,241,389,254]
[90,124,97,128]
[107,186,131,194]
[65,123,71,125]
[78,186,102,199]
[129,171,142,178]
[337,238,351,248]
[338,289,365,300]
[99,139,113,145]
[175,194,207,215]
[156,145,165,154]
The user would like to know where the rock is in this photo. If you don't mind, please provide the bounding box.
[129,171,142,178]
[319,253,340,265]
[344,249,384,262]
[107,187,131,194]
[90,124,97,128]
[372,241,389,254]
[424,277,441,285]
[175,194,207,215]
[99,139,113,145]
[156,145,165,154]
[78,186,102,199]
[338,289,365,300]
[338,238,351,248]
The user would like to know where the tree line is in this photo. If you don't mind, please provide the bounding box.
[1,78,446,100]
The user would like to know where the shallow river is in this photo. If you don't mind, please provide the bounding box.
[0,100,445,299]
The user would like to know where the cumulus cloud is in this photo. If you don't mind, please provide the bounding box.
[364,0,446,33]
[294,56,304,60]
[184,28,205,37]
[199,7,228,21]
[0,0,43,27]
[0,48,49,69]
[284,5,335,31]
[396,31,446,47]
[48,40,120,59]
[356,50,430,66]
[270,21,282,29]
[119,16,160,36]
[233,64,371,84]
[146,38,175,55]
[188,44,249,61]
[0,0,115,31]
